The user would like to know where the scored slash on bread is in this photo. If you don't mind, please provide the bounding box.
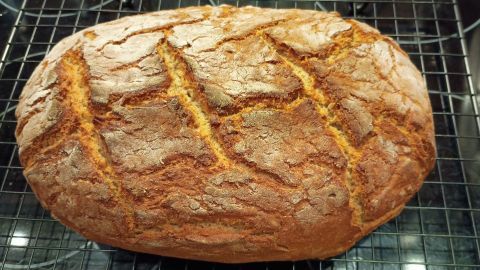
[15,5,436,263]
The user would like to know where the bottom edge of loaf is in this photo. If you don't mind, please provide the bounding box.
[45,203,406,263]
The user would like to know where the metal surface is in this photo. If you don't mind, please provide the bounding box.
[1,0,480,269]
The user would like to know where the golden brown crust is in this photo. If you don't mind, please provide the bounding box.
[15,5,436,263]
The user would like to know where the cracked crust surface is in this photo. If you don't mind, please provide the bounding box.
[15,5,436,263]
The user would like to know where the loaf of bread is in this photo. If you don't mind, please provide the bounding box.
[15,5,436,263]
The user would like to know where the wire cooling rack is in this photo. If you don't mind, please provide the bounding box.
[1,0,480,269]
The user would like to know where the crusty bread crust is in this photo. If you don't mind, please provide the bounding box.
[15,5,436,263]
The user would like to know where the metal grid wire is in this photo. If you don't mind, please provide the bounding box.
[0,0,479,269]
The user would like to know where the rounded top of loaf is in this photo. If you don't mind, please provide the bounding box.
[15,5,435,263]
